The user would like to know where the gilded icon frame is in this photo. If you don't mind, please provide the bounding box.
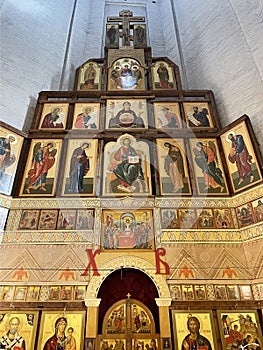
[38,209,58,230]
[213,208,234,229]
[107,58,145,91]
[153,102,182,129]
[72,102,100,130]
[19,139,62,196]
[156,138,191,196]
[105,24,119,48]
[0,124,24,195]
[18,209,40,230]
[152,60,177,90]
[183,102,214,129]
[0,311,39,350]
[38,103,69,130]
[134,24,147,48]
[220,119,263,193]
[101,209,154,250]
[217,310,263,350]
[57,210,77,230]
[102,134,152,196]
[61,139,98,196]
[77,61,101,91]
[172,310,216,350]
[105,99,147,129]
[37,311,85,350]
[236,202,255,228]
[251,197,263,223]
[189,138,229,195]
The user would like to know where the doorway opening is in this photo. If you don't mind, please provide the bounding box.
[97,268,159,334]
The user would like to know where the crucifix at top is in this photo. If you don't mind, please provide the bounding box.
[107,10,145,46]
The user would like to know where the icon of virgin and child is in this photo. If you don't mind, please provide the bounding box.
[43,316,77,350]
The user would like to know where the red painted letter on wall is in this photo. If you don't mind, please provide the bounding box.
[81,249,100,276]
[155,248,170,275]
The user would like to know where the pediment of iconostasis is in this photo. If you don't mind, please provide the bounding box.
[44,247,90,283]
[168,248,208,280]
[209,248,250,280]
[73,53,184,94]
[0,248,44,282]
[242,243,263,279]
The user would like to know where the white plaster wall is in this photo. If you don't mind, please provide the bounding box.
[1,0,262,145]
[159,0,181,69]
[0,0,75,129]
[0,0,167,129]
[173,0,263,144]
[145,0,166,56]
[60,0,94,91]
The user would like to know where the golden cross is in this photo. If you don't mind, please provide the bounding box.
[126,292,131,299]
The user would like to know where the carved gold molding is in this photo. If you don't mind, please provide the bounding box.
[155,297,172,307]
[84,298,101,307]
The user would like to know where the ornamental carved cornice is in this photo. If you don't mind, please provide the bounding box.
[100,197,155,208]
[9,198,101,209]
[3,184,263,210]
[155,297,172,307]
[160,223,263,243]
[85,298,101,307]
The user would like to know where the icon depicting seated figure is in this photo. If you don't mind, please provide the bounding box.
[110,60,143,90]
[106,137,149,194]
[112,138,145,193]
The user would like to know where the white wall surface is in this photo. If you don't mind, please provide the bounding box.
[0,0,262,148]
[172,0,263,145]
[0,0,75,129]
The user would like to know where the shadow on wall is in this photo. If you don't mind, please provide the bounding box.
[23,96,37,133]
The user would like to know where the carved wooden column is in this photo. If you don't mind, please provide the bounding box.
[155,298,172,347]
[85,298,101,338]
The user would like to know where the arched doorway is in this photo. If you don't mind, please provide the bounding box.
[85,257,172,347]
[97,268,160,350]
[97,268,159,334]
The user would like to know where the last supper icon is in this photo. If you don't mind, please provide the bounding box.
[101,210,154,250]
[106,99,147,129]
